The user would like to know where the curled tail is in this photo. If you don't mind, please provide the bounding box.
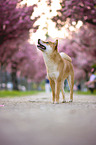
[60,52,72,62]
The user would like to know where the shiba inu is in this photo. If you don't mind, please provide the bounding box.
[37,39,74,103]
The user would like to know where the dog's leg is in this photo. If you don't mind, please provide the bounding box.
[49,78,55,103]
[55,81,61,104]
[67,74,74,102]
[61,81,66,103]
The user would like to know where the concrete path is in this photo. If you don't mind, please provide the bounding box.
[0,92,96,145]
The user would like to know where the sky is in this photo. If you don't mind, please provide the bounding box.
[21,0,82,44]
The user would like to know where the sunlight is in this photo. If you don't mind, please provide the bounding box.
[76,21,83,29]
[27,0,63,44]
[21,0,82,44]
[20,0,38,5]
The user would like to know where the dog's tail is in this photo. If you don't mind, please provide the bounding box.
[60,52,72,62]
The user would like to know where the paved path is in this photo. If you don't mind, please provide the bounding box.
[0,92,96,145]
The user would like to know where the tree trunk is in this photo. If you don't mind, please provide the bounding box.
[0,65,8,90]
[85,70,89,81]
[5,71,8,90]
[11,64,19,90]
[27,81,31,91]
[11,71,19,90]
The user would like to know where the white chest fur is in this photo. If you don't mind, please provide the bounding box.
[43,54,59,79]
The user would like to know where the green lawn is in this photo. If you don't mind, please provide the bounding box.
[0,90,39,98]
[0,90,96,98]
[75,90,96,95]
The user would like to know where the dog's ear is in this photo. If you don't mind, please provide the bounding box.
[54,39,58,50]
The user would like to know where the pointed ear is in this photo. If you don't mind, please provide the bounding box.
[54,39,58,50]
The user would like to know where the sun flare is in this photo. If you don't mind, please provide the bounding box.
[20,0,82,44]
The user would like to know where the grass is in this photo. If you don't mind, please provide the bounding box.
[0,90,96,98]
[0,90,39,98]
[75,90,96,95]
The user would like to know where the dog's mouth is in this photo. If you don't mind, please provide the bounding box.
[37,39,46,51]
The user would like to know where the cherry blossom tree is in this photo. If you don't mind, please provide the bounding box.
[33,52,46,83]
[18,43,46,88]
[0,0,38,66]
[0,0,38,45]
[52,0,96,28]
[50,0,96,81]
[59,25,96,81]
[0,0,39,90]
[6,41,46,90]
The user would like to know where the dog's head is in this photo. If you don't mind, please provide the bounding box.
[37,39,58,54]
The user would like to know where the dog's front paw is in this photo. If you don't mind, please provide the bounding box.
[69,100,73,103]
[62,100,66,103]
[55,101,59,104]
[52,101,59,104]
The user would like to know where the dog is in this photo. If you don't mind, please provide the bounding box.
[37,39,74,103]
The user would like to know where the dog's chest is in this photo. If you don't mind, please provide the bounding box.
[48,65,59,79]
[43,55,59,79]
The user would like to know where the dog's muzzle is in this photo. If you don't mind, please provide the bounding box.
[37,39,46,50]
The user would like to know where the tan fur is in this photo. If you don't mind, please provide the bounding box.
[60,52,72,62]
[37,39,74,103]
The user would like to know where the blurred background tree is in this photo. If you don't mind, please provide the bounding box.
[52,0,96,28]
[0,0,39,90]
[59,25,96,81]
[52,0,96,83]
